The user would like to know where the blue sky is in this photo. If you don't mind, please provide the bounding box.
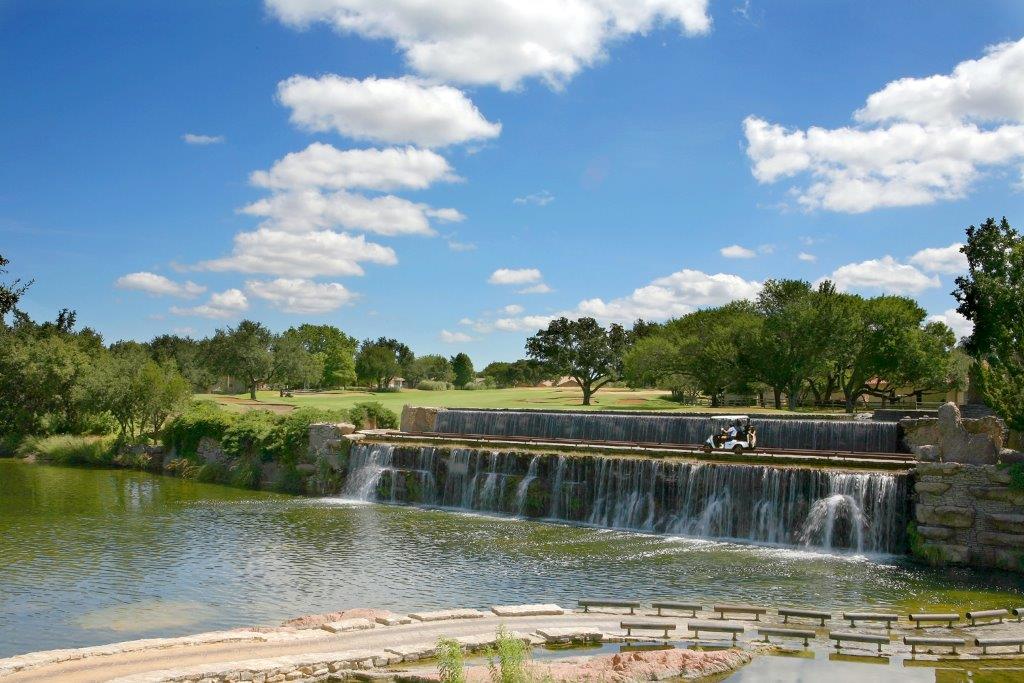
[3,0,1024,365]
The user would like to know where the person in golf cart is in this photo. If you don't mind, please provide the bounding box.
[705,417,756,453]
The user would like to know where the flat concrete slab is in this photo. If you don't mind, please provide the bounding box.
[375,614,413,626]
[409,608,488,622]
[491,604,567,617]
[535,627,603,643]
[384,641,438,661]
[321,618,375,633]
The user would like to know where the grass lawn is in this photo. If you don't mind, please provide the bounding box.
[195,386,834,416]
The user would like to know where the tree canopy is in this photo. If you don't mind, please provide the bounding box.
[526,317,630,404]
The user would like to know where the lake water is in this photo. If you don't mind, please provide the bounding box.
[2,459,1022,661]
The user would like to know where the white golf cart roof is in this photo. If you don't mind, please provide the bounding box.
[710,415,749,421]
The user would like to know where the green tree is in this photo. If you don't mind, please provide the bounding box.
[525,317,628,405]
[148,334,218,392]
[355,338,410,390]
[451,352,474,388]
[283,324,358,388]
[407,354,454,386]
[271,334,324,395]
[953,216,1024,430]
[0,253,32,326]
[210,320,275,400]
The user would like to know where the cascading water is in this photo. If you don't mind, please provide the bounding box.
[339,444,908,554]
[432,409,901,453]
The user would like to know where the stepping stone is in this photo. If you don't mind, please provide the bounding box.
[491,604,567,617]
[535,627,603,643]
[385,642,438,661]
[375,614,413,626]
[409,608,487,622]
[321,618,375,633]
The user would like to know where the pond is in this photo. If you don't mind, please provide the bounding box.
[1,459,1022,661]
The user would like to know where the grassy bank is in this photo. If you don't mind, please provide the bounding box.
[197,387,845,416]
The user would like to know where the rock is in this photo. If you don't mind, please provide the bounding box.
[988,513,1024,534]
[400,405,446,433]
[914,481,951,495]
[925,543,970,564]
[914,445,940,462]
[308,423,358,465]
[915,505,975,528]
[970,486,1024,506]
[282,609,393,629]
[901,417,941,451]
[320,618,374,634]
[936,402,1000,465]
[995,550,1024,572]
[384,642,437,661]
[490,604,567,617]
[917,525,954,541]
[914,462,962,477]
[197,436,226,464]
[535,627,603,643]
[986,467,1013,484]
[1000,449,1024,465]
[408,608,487,622]
[978,531,1024,548]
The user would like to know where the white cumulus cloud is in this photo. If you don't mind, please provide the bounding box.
[246,278,356,314]
[744,38,1024,213]
[440,329,475,343]
[240,189,462,236]
[488,267,543,285]
[115,272,206,299]
[518,283,553,294]
[182,133,224,145]
[171,288,249,319]
[720,244,756,259]
[250,143,458,192]
[825,255,940,295]
[797,252,817,262]
[909,242,967,274]
[277,75,501,147]
[927,308,974,339]
[195,229,397,277]
[266,0,711,90]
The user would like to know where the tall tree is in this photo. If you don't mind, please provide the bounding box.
[0,253,32,325]
[407,354,454,386]
[210,320,275,400]
[526,317,628,405]
[953,216,1024,430]
[451,352,474,388]
[271,334,324,394]
[355,338,411,390]
[283,324,358,388]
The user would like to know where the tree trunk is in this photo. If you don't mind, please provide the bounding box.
[844,393,856,414]
[250,384,257,401]
[773,388,782,410]
[581,383,592,405]
[787,389,799,411]
[710,393,720,407]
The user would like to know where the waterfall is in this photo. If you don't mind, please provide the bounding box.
[432,409,901,453]
[340,444,908,554]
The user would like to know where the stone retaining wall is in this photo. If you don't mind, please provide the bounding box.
[913,461,1024,572]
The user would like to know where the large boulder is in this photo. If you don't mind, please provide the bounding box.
[197,436,225,464]
[400,405,446,433]
[936,402,1000,465]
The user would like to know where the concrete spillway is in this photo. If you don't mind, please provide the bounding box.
[341,444,908,554]
[432,409,901,453]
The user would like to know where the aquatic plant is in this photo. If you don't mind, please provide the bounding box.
[16,434,117,466]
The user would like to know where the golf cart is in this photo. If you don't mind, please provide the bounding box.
[702,415,757,454]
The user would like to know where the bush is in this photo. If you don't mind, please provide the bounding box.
[275,463,305,494]
[416,380,450,391]
[229,456,262,489]
[163,401,236,457]
[221,410,277,460]
[265,407,349,465]
[349,401,398,429]
[462,378,495,390]
[165,457,200,479]
[486,627,529,683]
[196,461,229,483]
[16,434,117,466]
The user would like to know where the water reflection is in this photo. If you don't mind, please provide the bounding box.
[1,460,1021,659]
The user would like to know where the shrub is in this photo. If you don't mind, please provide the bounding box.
[196,461,229,484]
[163,401,236,457]
[221,410,277,460]
[16,434,117,466]
[265,407,349,465]
[165,457,200,479]
[275,463,305,494]
[1005,462,1024,491]
[463,378,495,390]
[416,380,450,391]
[436,638,465,683]
[349,401,398,430]
[229,456,262,489]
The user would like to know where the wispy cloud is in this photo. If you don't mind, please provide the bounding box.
[513,190,554,206]
[182,133,225,145]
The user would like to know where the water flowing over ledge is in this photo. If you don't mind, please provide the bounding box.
[433,409,902,453]
[341,444,909,554]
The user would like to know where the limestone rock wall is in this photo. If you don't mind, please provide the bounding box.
[913,461,1024,572]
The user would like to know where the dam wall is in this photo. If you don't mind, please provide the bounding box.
[339,443,909,554]
[404,407,902,453]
